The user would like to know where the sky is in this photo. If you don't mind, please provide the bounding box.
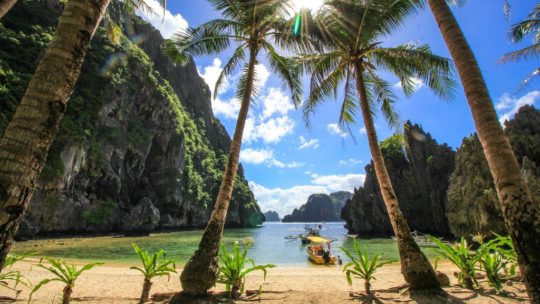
[137,0,539,217]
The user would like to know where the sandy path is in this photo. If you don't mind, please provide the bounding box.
[1,260,529,303]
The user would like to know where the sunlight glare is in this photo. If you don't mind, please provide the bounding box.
[292,0,325,12]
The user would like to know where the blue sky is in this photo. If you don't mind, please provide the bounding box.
[138,0,539,217]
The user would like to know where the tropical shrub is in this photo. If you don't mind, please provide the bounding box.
[0,252,34,295]
[476,234,518,292]
[30,258,103,304]
[216,241,276,299]
[130,243,177,304]
[340,240,395,294]
[430,236,478,289]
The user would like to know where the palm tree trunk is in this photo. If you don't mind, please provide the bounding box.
[139,279,152,303]
[428,0,540,300]
[0,0,110,271]
[62,284,73,304]
[179,46,258,296]
[353,61,440,291]
[0,0,17,19]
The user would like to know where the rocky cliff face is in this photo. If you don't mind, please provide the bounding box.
[263,211,280,222]
[341,122,455,237]
[329,191,353,214]
[0,1,263,238]
[282,192,351,222]
[447,105,540,237]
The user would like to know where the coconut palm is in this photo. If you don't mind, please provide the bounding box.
[0,0,166,271]
[165,0,311,296]
[500,3,540,91]
[0,0,17,19]
[427,0,540,300]
[297,0,455,290]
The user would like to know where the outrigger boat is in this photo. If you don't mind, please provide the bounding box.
[306,236,336,265]
[284,224,326,244]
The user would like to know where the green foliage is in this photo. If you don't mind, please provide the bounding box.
[81,199,117,226]
[430,236,478,289]
[130,243,177,280]
[0,252,35,294]
[379,134,405,157]
[340,240,395,294]
[217,241,276,299]
[431,234,518,292]
[30,258,103,303]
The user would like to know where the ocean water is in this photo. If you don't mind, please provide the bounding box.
[12,222,438,266]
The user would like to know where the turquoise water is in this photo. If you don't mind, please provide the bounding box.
[12,222,437,266]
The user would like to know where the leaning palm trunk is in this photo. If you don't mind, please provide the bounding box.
[0,0,17,19]
[180,46,258,296]
[428,0,540,300]
[0,0,110,271]
[140,279,152,303]
[354,61,441,291]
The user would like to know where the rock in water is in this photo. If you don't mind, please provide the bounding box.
[263,211,280,222]
[282,192,351,222]
[447,105,540,237]
[341,122,455,237]
[0,1,263,239]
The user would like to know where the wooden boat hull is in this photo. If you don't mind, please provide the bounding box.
[306,247,335,265]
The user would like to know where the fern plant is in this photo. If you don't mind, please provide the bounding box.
[0,252,34,296]
[130,243,177,304]
[430,236,478,289]
[340,240,395,294]
[216,241,276,299]
[29,257,103,304]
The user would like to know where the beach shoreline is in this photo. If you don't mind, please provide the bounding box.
[2,260,528,303]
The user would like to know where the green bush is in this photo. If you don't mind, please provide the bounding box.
[430,236,478,289]
[81,199,117,226]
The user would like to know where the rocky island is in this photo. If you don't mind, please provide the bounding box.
[282,192,352,222]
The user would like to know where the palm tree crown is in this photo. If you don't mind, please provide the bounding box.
[299,0,455,130]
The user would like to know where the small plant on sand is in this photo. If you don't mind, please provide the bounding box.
[130,243,177,304]
[29,257,103,304]
[340,240,395,294]
[476,234,518,293]
[216,241,276,299]
[430,236,478,289]
[0,253,34,296]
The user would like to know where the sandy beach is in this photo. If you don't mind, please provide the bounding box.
[0,259,529,303]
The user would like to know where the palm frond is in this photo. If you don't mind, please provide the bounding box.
[263,41,302,106]
[214,45,247,99]
[500,43,540,63]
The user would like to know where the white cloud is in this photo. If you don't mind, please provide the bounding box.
[497,91,540,124]
[327,123,348,137]
[199,58,229,97]
[359,127,367,134]
[311,174,366,192]
[246,116,295,144]
[136,0,188,39]
[261,88,294,119]
[212,97,240,119]
[249,182,328,217]
[255,64,270,88]
[198,58,240,119]
[394,77,425,92]
[240,148,273,165]
[240,148,303,168]
[339,158,362,166]
[249,173,365,215]
[298,136,319,150]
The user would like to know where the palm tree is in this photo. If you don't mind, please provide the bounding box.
[0,0,166,271]
[0,0,17,19]
[297,0,455,291]
[165,0,309,296]
[500,3,540,91]
[427,0,540,300]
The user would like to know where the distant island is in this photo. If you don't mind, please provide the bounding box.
[263,211,280,222]
[282,191,352,222]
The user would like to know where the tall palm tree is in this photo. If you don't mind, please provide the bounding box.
[427,0,540,300]
[165,0,309,295]
[501,3,540,91]
[0,0,17,19]
[297,0,455,291]
[0,0,166,271]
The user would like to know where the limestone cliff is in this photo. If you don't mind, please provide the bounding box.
[341,122,455,236]
[263,211,280,222]
[282,192,351,222]
[447,105,540,237]
[0,0,263,238]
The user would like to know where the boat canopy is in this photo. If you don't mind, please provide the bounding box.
[307,236,330,243]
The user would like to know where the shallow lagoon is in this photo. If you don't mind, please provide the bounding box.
[12,222,438,266]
